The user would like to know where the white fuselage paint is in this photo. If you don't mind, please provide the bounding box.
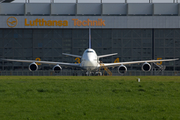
[80,48,99,71]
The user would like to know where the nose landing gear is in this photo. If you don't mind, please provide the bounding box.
[95,72,102,76]
[82,71,102,76]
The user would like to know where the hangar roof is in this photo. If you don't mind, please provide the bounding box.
[0,3,180,16]
[0,0,14,3]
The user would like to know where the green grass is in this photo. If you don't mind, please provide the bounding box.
[0,76,180,120]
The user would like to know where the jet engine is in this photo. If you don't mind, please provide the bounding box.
[53,65,62,73]
[29,62,38,71]
[142,62,151,72]
[118,65,127,74]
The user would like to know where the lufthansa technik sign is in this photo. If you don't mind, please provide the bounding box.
[5,16,180,29]
[6,17,106,28]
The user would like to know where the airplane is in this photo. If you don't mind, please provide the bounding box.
[1,29,179,76]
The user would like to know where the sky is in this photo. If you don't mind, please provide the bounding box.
[12,0,177,3]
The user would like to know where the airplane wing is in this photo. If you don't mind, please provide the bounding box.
[98,53,118,58]
[103,58,179,67]
[1,59,80,67]
[62,53,81,58]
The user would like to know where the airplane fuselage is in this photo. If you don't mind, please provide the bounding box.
[80,48,99,71]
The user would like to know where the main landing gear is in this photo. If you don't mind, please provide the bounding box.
[82,72,102,76]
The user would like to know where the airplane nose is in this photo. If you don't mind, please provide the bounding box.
[86,59,94,66]
[85,56,96,66]
[87,57,93,61]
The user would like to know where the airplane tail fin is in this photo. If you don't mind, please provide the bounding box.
[89,28,91,48]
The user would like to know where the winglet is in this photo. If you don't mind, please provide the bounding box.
[89,28,91,48]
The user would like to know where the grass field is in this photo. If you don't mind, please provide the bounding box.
[0,76,180,120]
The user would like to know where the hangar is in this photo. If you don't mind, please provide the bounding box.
[0,0,180,75]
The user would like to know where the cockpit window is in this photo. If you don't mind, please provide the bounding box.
[86,51,93,53]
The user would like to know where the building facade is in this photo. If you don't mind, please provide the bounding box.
[0,3,180,72]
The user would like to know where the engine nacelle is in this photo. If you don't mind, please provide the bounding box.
[118,65,127,74]
[142,62,151,72]
[29,63,38,71]
[53,65,62,73]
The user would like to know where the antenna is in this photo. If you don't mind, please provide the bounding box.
[89,28,91,48]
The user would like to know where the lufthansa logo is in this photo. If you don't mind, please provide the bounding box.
[7,16,18,28]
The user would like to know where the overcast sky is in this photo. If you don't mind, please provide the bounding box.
[12,0,177,3]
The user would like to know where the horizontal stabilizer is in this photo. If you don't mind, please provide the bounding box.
[98,53,118,58]
[62,53,81,58]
